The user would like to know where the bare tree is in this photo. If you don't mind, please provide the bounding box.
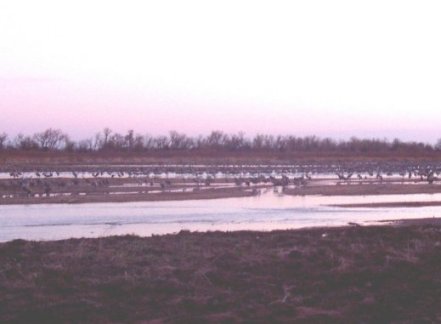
[109,133,125,150]
[143,134,155,150]
[227,132,248,150]
[1,128,440,154]
[0,132,7,149]
[169,131,192,149]
[125,130,135,149]
[436,138,441,151]
[253,134,265,149]
[103,127,112,148]
[78,139,94,151]
[206,131,227,148]
[63,135,75,152]
[14,134,39,150]
[92,133,102,150]
[133,134,145,151]
[33,128,68,150]
[154,136,169,149]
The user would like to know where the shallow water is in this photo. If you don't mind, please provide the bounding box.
[1,190,441,242]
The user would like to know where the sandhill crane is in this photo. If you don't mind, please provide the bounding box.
[44,183,52,197]
[281,175,290,186]
[337,173,353,180]
[427,170,437,184]
[205,176,213,186]
[234,178,243,186]
[19,181,32,197]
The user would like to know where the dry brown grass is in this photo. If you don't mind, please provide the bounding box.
[2,149,441,167]
[1,225,441,322]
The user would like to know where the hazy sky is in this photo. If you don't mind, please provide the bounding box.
[1,1,440,142]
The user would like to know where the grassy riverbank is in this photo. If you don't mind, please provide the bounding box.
[1,222,441,322]
[2,149,441,168]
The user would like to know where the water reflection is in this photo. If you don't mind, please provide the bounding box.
[0,190,440,242]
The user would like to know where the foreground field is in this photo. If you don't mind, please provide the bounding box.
[1,222,441,322]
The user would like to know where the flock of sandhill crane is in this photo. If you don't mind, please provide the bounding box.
[0,164,440,200]
[336,168,439,184]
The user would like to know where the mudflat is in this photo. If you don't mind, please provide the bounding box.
[331,201,441,208]
[284,183,441,196]
[0,186,259,205]
[1,222,440,322]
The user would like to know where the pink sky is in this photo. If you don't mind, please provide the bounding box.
[1,76,437,142]
[1,1,441,142]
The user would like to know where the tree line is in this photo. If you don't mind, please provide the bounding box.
[0,128,440,154]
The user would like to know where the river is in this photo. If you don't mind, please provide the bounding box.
[1,189,440,242]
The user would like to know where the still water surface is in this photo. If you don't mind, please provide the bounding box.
[1,190,440,242]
